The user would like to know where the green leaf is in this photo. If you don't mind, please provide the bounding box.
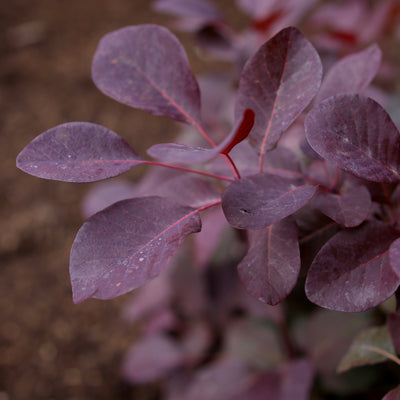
[338,326,397,373]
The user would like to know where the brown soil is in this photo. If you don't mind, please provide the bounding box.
[0,1,220,399]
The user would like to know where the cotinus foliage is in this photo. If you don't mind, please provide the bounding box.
[17,23,400,316]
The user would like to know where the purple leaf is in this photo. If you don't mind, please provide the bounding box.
[305,94,400,183]
[81,179,137,218]
[180,358,251,400]
[92,25,202,126]
[383,385,400,400]
[305,221,400,312]
[312,185,371,228]
[153,0,221,21]
[387,312,400,355]
[235,27,322,154]
[147,108,255,163]
[122,333,185,384]
[238,217,300,305]
[69,196,201,303]
[279,359,314,400]
[337,326,396,373]
[222,173,317,229]
[389,238,400,279]
[16,122,143,182]
[316,44,382,103]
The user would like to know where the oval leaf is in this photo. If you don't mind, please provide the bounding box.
[312,185,371,228]
[316,43,382,103]
[238,217,300,305]
[338,326,396,373]
[305,94,400,183]
[383,385,400,400]
[92,24,202,125]
[16,122,143,182]
[70,196,202,303]
[222,173,317,229]
[306,221,400,312]
[235,26,322,154]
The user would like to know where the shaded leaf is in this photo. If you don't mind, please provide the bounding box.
[338,326,396,373]
[70,196,202,303]
[180,358,251,400]
[122,333,185,384]
[305,94,400,183]
[316,44,382,103]
[238,217,300,305]
[312,185,371,228]
[305,221,400,312]
[383,385,400,400]
[16,122,142,182]
[222,173,317,229]
[224,318,284,368]
[92,25,202,125]
[298,309,372,374]
[235,26,322,154]
[387,312,400,355]
[147,108,255,163]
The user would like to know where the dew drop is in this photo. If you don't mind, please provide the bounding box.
[139,257,144,262]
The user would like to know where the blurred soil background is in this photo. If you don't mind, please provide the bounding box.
[0,1,242,399]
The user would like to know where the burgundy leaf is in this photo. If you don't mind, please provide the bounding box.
[238,217,300,305]
[312,185,371,228]
[147,108,255,163]
[383,385,400,400]
[387,312,400,355]
[16,122,143,182]
[235,27,322,154]
[305,221,400,312]
[316,44,382,103]
[69,196,202,303]
[305,94,400,183]
[222,173,317,229]
[92,25,202,126]
[279,359,314,400]
[122,333,185,384]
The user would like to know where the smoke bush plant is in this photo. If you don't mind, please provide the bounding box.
[16,12,400,399]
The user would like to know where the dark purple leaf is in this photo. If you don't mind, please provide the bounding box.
[312,185,371,228]
[238,217,300,305]
[16,122,143,182]
[92,25,202,126]
[69,196,201,303]
[316,44,382,103]
[122,333,185,384]
[305,221,400,312]
[222,173,317,229]
[147,108,255,163]
[387,312,400,355]
[337,326,396,373]
[389,238,400,279]
[153,0,221,21]
[383,385,400,400]
[235,27,322,154]
[305,94,400,183]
